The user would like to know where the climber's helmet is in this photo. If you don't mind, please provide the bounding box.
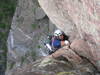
[54,29,63,37]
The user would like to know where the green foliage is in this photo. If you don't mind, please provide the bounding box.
[0,32,6,38]
[37,45,41,48]
[21,56,26,65]
[0,31,8,51]
[30,50,36,61]
[32,8,36,13]
[0,0,17,49]
[0,23,7,29]
[0,0,16,12]
[8,62,15,70]
[31,24,37,29]
[0,0,17,72]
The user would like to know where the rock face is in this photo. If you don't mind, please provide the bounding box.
[8,58,97,75]
[6,0,56,74]
[38,0,100,71]
[35,7,46,20]
[6,0,100,75]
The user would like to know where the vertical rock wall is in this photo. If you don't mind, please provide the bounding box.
[7,0,56,74]
[38,0,100,70]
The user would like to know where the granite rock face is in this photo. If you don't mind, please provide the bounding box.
[35,7,46,20]
[6,0,100,75]
[6,0,56,74]
[9,58,97,75]
[38,0,100,71]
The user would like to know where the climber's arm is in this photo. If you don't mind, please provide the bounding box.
[47,40,70,58]
[61,40,70,47]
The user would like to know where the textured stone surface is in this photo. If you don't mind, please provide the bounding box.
[70,39,96,66]
[35,7,46,20]
[7,0,56,74]
[10,58,96,75]
[38,0,100,71]
[49,20,57,34]
[70,39,92,59]
[6,0,100,75]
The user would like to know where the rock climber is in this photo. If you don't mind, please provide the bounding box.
[42,29,82,66]
[45,29,70,54]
